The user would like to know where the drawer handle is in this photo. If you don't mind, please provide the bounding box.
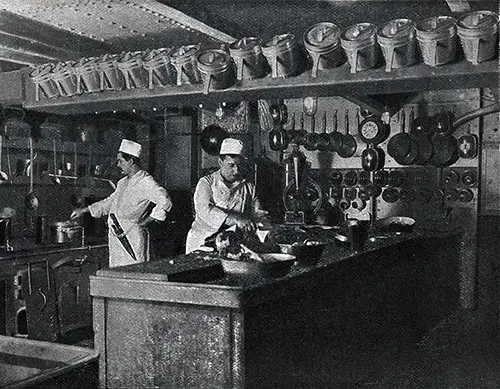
[38,288,47,310]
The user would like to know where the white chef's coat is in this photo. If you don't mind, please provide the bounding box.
[89,170,172,268]
[185,170,263,253]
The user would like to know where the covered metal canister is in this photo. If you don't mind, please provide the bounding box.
[377,18,418,72]
[416,16,458,67]
[303,22,343,77]
[197,49,235,94]
[340,23,380,74]
[457,10,499,65]
[262,34,304,78]
[142,47,176,88]
[229,37,265,80]
[170,44,202,86]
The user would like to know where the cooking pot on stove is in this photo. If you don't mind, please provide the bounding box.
[50,221,83,244]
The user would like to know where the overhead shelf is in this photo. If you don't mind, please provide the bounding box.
[22,59,498,115]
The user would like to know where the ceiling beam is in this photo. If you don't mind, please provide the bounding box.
[0,11,110,66]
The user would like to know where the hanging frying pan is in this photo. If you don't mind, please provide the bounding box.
[431,129,458,167]
[410,108,433,165]
[337,110,357,158]
[200,124,228,156]
[373,169,388,187]
[304,113,320,151]
[382,187,400,203]
[317,112,331,151]
[387,109,418,165]
[328,110,343,152]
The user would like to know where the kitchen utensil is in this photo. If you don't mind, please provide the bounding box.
[303,22,343,77]
[262,33,304,78]
[377,18,418,72]
[220,253,295,277]
[462,169,478,186]
[328,110,343,152]
[457,125,478,159]
[443,169,460,186]
[269,101,288,126]
[416,16,458,67]
[0,135,8,183]
[361,143,385,171]
[317,112,330,151]
[25,137,39,211]
[365,183,382,198]
[358,112,390,145]
[458,188,474,202]
[258,99,274,133]
[200,124,228,156]
[197,49,235,94]
[346,219,369,252]
[50,220,83,244]
[51,140,61,185]
[358,171,371,186]
[229,37,265,80]
[344,171,358,186]
[387,109,418,165]
[382,187,400,203]
[430,124,458,167]
[400,186,416,202]
[388,170,406,187]
[376,216,415,233]
[457,10,499,65]
[351,197,366,211]
[239,244,264,262]
[410,108,434,165]
[337,110,357,158]
[269,124,288,151]
[340,23,380,73]
[278,239,326,267]
[330,170,343,186]
[109,213,137,261]
[170,44,202,85]
[5,136,12,183]
[304,112,320,151]
[444,188,459,202]
[373,169,389,187]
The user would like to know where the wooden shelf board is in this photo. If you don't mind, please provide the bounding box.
[23,59,498,115]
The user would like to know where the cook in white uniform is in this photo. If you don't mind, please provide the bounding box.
[186,138,267,253]
[70,139,173,268]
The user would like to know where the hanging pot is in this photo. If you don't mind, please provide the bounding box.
[431,131,458,167]
[365,183,382,198]
[337,110,357,158]
[410,109,433,165]
[344,171,358,186]
[269,125,288,151]
[373,169,388,187]
[269,102,288,125]
[200,124,228,156]
[317,112,331,151]
[304,113,320,151]
[358,171,371,186]
[387,109,418,165]
[382,187,400,203]
[330,170,343,186]
[361,144,385,171]
[328,110,343,152]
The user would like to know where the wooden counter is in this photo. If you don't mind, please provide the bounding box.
[90,232,461,388]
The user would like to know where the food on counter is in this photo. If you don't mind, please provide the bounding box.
[214,230,280,262]
[266,226,320,245]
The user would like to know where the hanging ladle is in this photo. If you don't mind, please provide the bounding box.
[51,139,61,185]
[25,137,39,211]
[0,135,9,183]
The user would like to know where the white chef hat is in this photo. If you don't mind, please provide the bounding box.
[119,139,142,158]
[219,138,244,156]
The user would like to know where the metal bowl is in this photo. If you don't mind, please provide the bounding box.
[220,253,295,278]
[278,241,326,267]
[376,216,415,233]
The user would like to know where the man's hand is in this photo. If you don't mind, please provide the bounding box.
[70,207,88,220]
[138,216,156,228]
[227,213,256,234]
